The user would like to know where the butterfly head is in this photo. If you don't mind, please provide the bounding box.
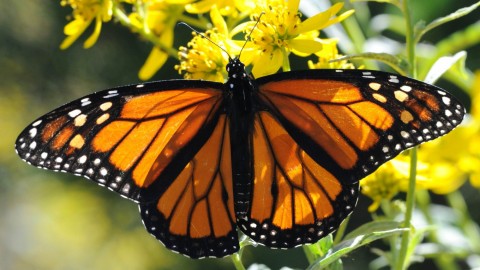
[226,57,247,79]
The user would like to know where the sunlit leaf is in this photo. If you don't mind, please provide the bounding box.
[307,224,407,270]
[415,1,480,43]
[424,51,467,84]
[332,53,408,75]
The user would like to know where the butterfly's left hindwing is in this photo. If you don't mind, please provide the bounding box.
[15,80,224,202]
[140,115,238,259]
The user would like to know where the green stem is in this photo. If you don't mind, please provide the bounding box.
[333,215,350,245]
[231,253,246,270]
[395,148,417,270]
[395,1,418,268]
[403,0,416,77]
[281,46,291,72]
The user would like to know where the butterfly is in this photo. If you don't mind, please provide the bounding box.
[15,56,465,258]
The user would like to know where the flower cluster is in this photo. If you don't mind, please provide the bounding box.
[60,0,354,81]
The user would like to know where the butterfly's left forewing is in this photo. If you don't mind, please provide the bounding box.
[15,81,224,202]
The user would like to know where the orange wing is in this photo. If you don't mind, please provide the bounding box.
[256,70,465,184]
[140,115,238,258]
[239,69,464,247]
[236,112,358,248]
[15,81,224,202]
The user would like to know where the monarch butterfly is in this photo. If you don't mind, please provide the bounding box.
[15,55,465,258]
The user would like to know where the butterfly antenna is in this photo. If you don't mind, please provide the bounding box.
[238,12,265,58]
[177,22,233,60]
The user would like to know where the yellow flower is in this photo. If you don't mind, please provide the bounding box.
[360,159,404,212]
[234,0,354,77]
[60,0,113,49]
[185,0,254,16]
[307,39,356,70]
[175,7,237,82]
[361,153,444,211]
[133,0,187,80]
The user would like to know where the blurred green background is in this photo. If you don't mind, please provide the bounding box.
[1,0,478,269]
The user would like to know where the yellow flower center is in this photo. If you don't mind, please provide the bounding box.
[175,30,230,82]
[249,4,301,52]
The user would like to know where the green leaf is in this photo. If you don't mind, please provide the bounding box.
[424,51,467,84]
[307,224,407,270]
[402,226,434,269]
[304,234,334,261]
[415,1,480,43]
[332,53,408,75]
[344,221,402,240]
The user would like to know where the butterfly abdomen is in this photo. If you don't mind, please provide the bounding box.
[224,58,256,217]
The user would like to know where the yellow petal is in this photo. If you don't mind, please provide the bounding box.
[238,46,256,66]
[210,6,228,36]
[252,49,283,77]
[139,47,168,80]
[292,4,340,34]
[234,0,255,13]
[165,0,194,4]
[64,20,85,35]
[185,0,215,14]
[292,3,353,35]
[101,0,113,21]
[289,38,323,55]
[471,71,480,119]
[287,0,300,14]
[83,16,102,49]
[319,10,355,30]
[60,19,92,50]
[328,2,344,15]
[470,173,480,188]
[139,28,174,80]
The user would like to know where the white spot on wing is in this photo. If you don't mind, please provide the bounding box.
[400,131,409,138]
[68,109,81,118]
[389,78,400,83]
[442,96,451,106]
[32,120,42,127]
[29,128,37,138]
[78,155,87,164]
[400,85,412,92]
[29,141,37,150]
[94,158,101,166]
